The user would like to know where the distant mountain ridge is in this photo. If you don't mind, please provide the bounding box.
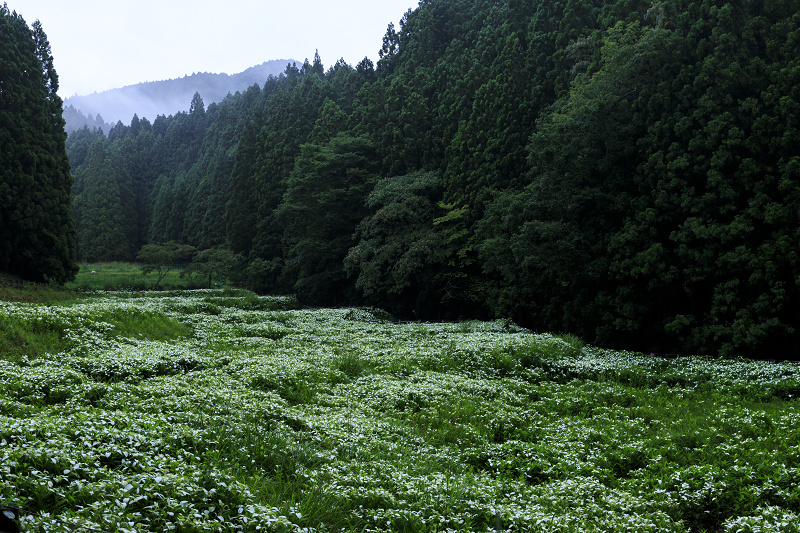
[64,59,298,128]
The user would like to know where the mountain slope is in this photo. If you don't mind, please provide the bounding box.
[64,59,298,125]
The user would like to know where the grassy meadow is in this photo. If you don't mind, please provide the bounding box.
[0,281,74,305]
[1,289,799,532]
[66,262,201,292]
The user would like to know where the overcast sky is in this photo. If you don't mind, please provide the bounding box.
[13,0,419,98]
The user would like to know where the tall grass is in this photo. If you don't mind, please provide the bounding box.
[0,273,75,303]
[0,303,191,363]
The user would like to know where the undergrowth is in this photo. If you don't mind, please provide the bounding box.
[0,290,798,533]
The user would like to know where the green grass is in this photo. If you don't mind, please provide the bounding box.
[1,290,799,532]
[0,272,76,303]
[65,261,202,291]
[0,300,192,363]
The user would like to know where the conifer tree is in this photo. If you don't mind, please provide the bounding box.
[73,137,131,261]
[0,4,77,282]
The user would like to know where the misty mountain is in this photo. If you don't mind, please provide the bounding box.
[63,104,113,135]
[63,59,297,127]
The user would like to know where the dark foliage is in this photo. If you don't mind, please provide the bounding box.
[0,4,78,283]
[65,0,800,359]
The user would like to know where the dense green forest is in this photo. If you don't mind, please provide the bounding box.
[0,3,77,283]
[65,0,800,359]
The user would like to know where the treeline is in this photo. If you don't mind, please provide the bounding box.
[1,4,77,284]
[63,59,294,127]
[63,104,112,135]
[66,0,800,359]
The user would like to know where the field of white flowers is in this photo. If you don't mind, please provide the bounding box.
[1,289,799,532]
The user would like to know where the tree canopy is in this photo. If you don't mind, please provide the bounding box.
[136,241,196,290]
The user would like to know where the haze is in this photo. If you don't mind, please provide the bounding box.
[15,0,419,98]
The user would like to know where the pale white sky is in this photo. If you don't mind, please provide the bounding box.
[11,0,418,97]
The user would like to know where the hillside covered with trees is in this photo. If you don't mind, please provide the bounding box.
[66,0,800,359]
[62,60,297,128]
[1,3,77,283]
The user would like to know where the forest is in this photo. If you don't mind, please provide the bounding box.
[6,0,800,360]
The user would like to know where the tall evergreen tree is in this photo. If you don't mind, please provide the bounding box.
[226,120,260,255]
[73,137,131,261]
[0,4,77,282]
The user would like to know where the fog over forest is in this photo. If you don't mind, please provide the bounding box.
[63,59,296,127]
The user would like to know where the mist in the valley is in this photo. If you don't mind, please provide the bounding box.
[64,59,296,128]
